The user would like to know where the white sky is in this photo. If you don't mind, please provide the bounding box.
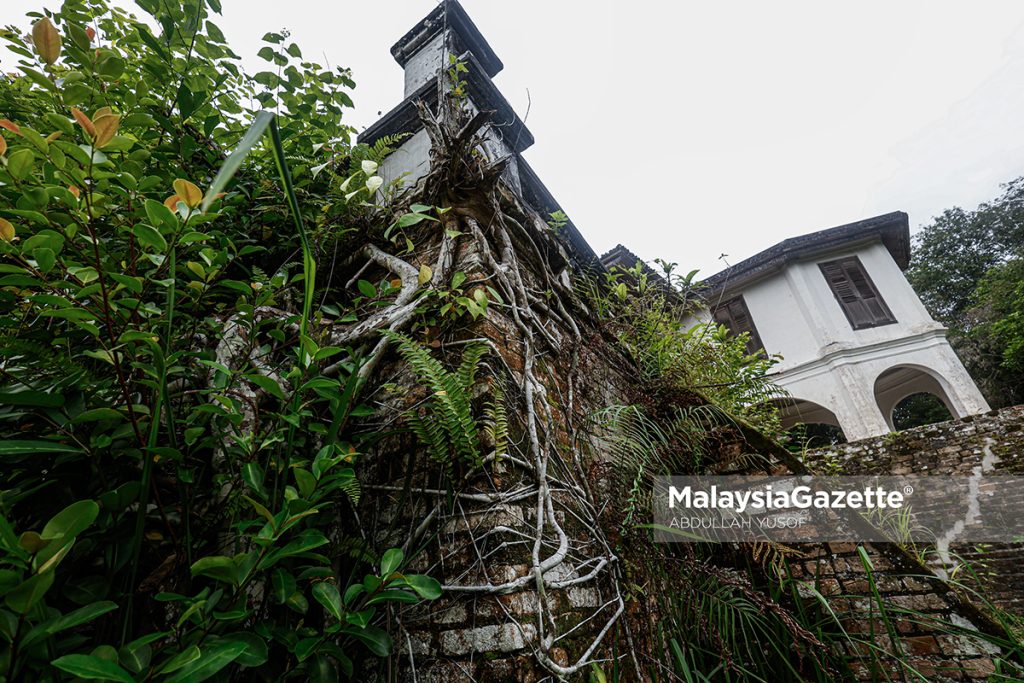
[6,1,1024,277]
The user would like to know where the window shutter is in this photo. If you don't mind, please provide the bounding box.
[713,296,764,355]
[819,257,896,329]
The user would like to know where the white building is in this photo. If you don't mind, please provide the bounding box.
[362,3,989,443]
[681,212,990,441]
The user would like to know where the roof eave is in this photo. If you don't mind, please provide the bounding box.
[701,212,911,300]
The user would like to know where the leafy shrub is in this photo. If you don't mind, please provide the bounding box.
[0,1,438,679]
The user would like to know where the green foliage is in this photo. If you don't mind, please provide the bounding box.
[891,392,952,431]
[417,270,499,324]
[907,178,1024,407]
[386,332,489,470]
[0,2,439,680]
[971,257,1024,377]
[588,259,784,432]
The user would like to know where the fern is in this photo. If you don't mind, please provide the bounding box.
[386,331,488,469]
[482,380,508,459]
[348,133,411,176]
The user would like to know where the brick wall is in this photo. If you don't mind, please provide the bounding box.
[789,407,1024,681]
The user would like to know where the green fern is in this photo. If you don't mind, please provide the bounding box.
[385,331,488,469]
[483,380,508,459]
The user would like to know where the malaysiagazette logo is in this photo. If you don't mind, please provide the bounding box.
[668,483,908,514]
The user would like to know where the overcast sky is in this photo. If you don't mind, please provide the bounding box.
[6,1,1024,277]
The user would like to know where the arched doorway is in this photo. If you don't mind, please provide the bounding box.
[874,365,957,431]
[772,397,847,448]
[892,392,953,430]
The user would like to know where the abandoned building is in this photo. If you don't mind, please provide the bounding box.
[355,1,1023,680]
[363,0,993,445]
[688,212,991,441]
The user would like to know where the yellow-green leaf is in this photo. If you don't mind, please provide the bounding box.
[418,264,432,285]
[173,179,202,208]
[92,108,120,148]
[0,219,15,242]
[31,18,62,65]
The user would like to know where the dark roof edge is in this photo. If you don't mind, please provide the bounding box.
[516,155,600,270]
[390,0,503,79]
[358,51,533,154]
[601,244,647,270]
[701,211,911,298]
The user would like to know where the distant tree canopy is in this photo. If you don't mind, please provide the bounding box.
[892,393,952,431]
[907,178,1024,408]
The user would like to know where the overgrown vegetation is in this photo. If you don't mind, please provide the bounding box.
[0,2,444,679]
[908,177,1024,409]
[3,1,1022,681]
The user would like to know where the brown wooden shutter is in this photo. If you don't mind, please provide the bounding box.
[819,257,896,329]
[712,296,765,355]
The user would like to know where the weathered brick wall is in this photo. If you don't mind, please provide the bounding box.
[358,213,639,681]
[803,406,1024,477]
[788,407,1024,681]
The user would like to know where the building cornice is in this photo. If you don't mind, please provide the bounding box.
[771,326,950,385]
[390,0,503,79]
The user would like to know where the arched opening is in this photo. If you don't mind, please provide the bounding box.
[874,365,957,431]
[772,398,847,448]
[892,392,953,430]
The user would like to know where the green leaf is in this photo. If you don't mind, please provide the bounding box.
[403,574,442,600]
[294,636,320,661]
[356,280,376,298]
[51,654,134,682]
[133,223,167,252]
[164,640,247,683]
[144,199,178,230]
[47,601,118,634]
[7,148,35,180]
[242,464,267,498]
[312,581,342,620]
[4,571,54,613]
[33,247,56,273]
[343,583,364,606]
[159,645,200,674]
[396,212,431,228]
[74,408,125,423]
[218,633,268,667]
[190,556,238,586]
[272,569,296,604]
[119,640,152,674]
[0,391,64,408]
[364,589,420,606]
[41,500,99,542]
[201,110,274,213]
[380,548,403,576]
[340,624,392,657]
[259,529,328,569]
[245,373,285,400]
[293,467,316,498]
[95,52,126,80]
